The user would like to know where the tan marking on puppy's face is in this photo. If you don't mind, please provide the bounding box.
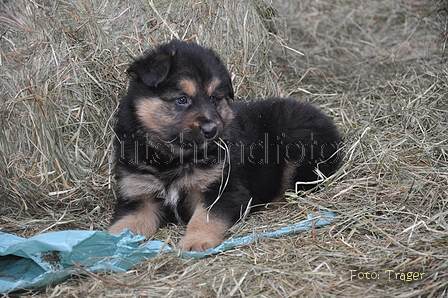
[181,117,201,132]
[179,79,197,97]
[178,204,230,251]
[135,97,175,136]
[108,198,163,238]
[206,77,222,96]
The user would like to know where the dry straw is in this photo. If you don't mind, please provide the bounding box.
[0,0,285,235]
[1,0,448,297]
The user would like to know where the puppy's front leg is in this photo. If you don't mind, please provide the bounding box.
[178,204,230,252]
[108,197,163,238]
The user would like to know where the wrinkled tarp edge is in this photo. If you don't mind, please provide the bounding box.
[0,211,336,293]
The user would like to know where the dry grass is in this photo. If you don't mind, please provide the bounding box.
[1,0,447,297]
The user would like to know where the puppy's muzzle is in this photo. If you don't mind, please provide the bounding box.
[200,122,218,140]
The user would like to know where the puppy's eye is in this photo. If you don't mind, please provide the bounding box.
[175,96,188,105]
[210,96,218,104]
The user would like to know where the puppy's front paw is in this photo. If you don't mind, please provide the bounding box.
[179,204,229,251]
[178,232,222,252]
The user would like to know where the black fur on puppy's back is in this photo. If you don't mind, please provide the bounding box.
[229,97,342,192]
[192,97,343,226]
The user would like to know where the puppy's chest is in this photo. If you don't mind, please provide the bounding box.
[147,162,223,204]
[158,185,181,209]
[161,163,224,222]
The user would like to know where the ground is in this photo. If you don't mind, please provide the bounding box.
[0,0,447,297]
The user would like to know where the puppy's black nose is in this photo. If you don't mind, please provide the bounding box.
[201,123,218,139]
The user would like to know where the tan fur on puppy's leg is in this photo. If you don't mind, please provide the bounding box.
[108,199,163,238]
[178,205,229,252]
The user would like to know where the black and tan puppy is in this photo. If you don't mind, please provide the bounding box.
[108,40,342,251]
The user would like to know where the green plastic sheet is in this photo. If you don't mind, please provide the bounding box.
[0,211,335,293]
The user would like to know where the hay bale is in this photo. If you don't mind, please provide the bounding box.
[0,0,284,233]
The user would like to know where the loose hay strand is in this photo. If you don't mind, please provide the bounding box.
[206,138,231,220]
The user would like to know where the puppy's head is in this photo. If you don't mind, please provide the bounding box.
[125,40,234,156]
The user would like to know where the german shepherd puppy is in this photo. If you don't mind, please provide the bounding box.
[108,40,342,251]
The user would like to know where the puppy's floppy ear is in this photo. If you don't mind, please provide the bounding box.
[128,47,176,87]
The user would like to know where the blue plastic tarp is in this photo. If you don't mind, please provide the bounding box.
[0,211,336,293]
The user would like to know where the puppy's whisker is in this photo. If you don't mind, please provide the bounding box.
[206,138,231,220]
